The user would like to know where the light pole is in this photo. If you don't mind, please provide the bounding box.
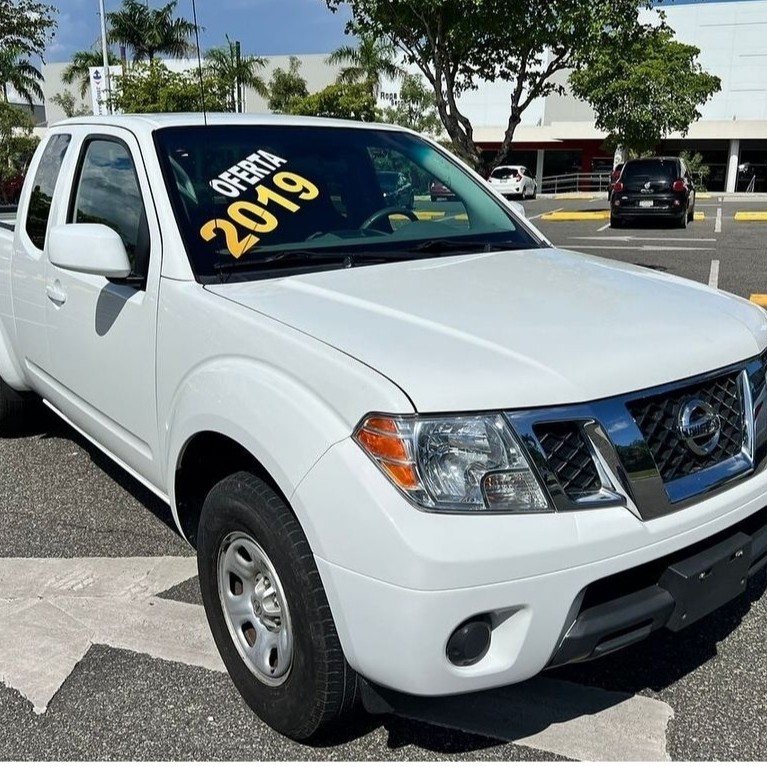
[98,0,111,114]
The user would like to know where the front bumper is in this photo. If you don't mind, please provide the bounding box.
[291,438,767,696]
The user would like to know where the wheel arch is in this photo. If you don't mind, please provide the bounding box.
[173,430,291,546]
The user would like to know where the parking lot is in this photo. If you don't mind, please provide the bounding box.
[2,196,767,760]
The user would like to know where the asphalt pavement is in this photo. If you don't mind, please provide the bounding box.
[3,197,767,759]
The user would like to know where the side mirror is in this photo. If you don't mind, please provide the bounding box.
[48,224,132,279]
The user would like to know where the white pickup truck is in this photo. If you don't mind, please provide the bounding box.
[2,114,767,740]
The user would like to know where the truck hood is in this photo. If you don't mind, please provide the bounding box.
[206,248,767,412]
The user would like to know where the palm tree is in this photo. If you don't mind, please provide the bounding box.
[0,47,43,105]
[107,0,197,63]
[326,34,403,98]
[205,37,268,112]
[62,48,121,99]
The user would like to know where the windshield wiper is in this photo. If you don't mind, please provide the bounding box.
[405,238,533,255]
[211,249,415,281]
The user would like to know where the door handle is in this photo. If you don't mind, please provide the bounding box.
[46,284,67,305]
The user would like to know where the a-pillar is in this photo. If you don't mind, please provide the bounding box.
[725,138,740,193]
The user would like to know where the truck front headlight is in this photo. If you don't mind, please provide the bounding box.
[354,413,550,513]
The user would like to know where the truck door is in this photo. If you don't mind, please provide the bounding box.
[43,131,162,488]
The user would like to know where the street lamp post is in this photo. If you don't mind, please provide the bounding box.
[98,0,111,114]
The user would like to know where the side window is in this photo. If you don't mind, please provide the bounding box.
[70,138,149,276]
[25,134,72,250]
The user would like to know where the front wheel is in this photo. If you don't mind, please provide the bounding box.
[197,472,359,741]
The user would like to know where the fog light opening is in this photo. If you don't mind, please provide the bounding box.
[446,616,492,667]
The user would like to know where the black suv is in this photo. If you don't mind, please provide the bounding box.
[610,157,695,228]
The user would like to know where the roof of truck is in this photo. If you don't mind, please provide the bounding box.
[53,113,411,134]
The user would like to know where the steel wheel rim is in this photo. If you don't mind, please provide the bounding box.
[217,531,293,686]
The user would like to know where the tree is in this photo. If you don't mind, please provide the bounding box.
[326,33,402,97]
[107,0,197,62]
[0,102,38,203]
[327,0,655,173]
[267,56,309,113]
[62,48,121,99]
[0,0,56,58]
[380,73,441,136]
[205,36,268,112]
[680,150,710,191]
[50,90,92,118]
[288,82,378,121]
[0,46,43,105]
[111,61,228,113]
[570,26,721,155]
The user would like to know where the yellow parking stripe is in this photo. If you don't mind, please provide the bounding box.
[750,294,767,307]
[735,211,767,221]
[694,212,705,220]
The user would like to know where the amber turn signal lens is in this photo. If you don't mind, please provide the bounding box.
[356,428,409,462]
[381,460,420,490]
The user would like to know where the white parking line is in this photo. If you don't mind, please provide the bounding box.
[715,207,722,233]
[529,207,562,220]
[709,259,720,288]
[574,245,715,252]
[597,223,611,232]
[0,557,222,713]
[390,677,673,761]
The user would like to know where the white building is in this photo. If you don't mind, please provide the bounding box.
[41,0,767,192]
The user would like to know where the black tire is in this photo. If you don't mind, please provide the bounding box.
[530,185,537,200]
[610,214,622,228]
[197,471,359,742]
[678,209,688,229]
[0,377,35,435]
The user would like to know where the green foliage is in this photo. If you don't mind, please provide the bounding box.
[0,102,39,202]
[205,36,268,111]
[680,150,710,191]
[111,61,228,114]
[107,0,197,62]
[0,45,43,105]
[288,82,378,121]
[327,0,656,173]
[0,0,56,58]
[50,90,91,118]
[268,56,308,113]
[62,48,121,99]
[570,26,721,154]
[380,74,441,136]
[326,33,403,97]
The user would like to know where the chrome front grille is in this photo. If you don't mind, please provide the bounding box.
[533,423,601,500]
[627,373,744,483]
[508,353,766,519]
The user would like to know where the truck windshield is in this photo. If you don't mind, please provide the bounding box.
[154,124,542,282]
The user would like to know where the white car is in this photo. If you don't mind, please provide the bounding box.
[1,114,767,743]
[487,164,537,199]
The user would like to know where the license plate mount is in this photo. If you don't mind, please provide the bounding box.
[659,532,751,631]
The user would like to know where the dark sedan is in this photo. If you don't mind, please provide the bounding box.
[611,157,695,228]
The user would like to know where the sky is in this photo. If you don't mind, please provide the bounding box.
[45,0,353,63]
